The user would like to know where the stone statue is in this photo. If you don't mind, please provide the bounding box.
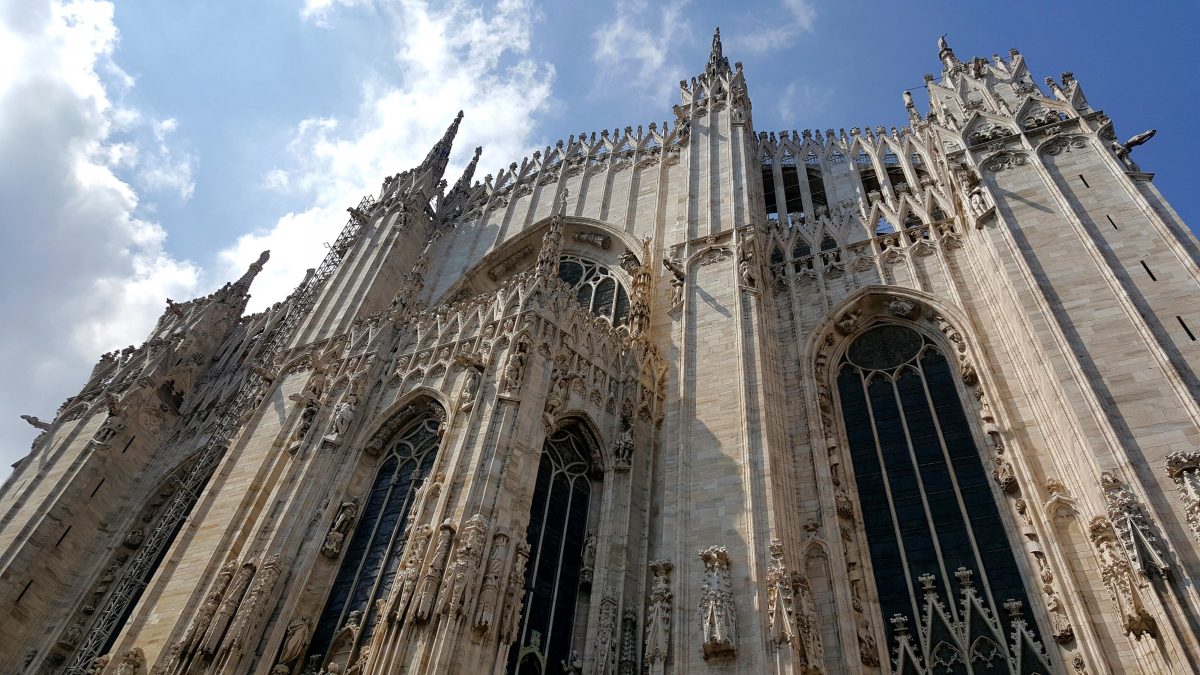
[662,258,685,305]
[277,615,310,668]
[324,392,358,444]
[20,414,50,430]
[1113,129,1156,172]
[322,498,360,558]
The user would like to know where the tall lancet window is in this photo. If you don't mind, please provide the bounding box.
[508,424,597,675]
[557,255,630,327]
[308,411,443,668]
[835,324,1051,673]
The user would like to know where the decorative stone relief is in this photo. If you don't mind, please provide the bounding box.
[618,609,638,675]
[573,232,611,250]
[1166,450,1200,543]
[414,520,455,622]
[662,258,686,308]
[200,561,256,656]
[500,335,531,395]
[438,514,488,618]
[114,647,145,675]
[885,297,916,319]
[1100,472,1169,577]
[983,151,1028,173]
[454,352,485,412]
[593,593,619,675]
[172,559,237,662]
[321,498,359,559]
[474,531,509,633]
[221,553,281,656]
[644,559,672,668]
[698,546,737,659]
[579,533,597,588]
[1042,135,1088,156]
[271,615,309,674]
[499,542,531,644]
[1089,516,1158,639]
[765,540,794,646]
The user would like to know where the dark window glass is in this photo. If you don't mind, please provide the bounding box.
[507,426,596,675]
[835,325,1046,669]
[557,255,630,327]
[308,415,441,666]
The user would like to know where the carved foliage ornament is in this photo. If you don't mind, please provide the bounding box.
[983,151,1028,173]
[698,546,737,659]
[1042,135,1089,157]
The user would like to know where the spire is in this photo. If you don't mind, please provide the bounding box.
[232,250,270,293]
[451,146,482,195]
[422,110,463,169]
[938,34,958,71]
[705,27,730,77]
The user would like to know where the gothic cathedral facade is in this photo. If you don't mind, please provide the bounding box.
[4,32,1200,675]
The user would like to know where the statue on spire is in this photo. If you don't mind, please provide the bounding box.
[535,187,568,278]
[938,33,959,71]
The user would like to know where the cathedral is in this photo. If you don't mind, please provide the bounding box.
[5,30,1200,675]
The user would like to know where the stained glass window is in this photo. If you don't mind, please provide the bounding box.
[508,425,595,675]
[308,413,442,666]
[557,255,630,327]
[836,324,1049,673]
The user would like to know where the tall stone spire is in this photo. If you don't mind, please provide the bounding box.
[706,27,730,77]
[535,186,568,278]
[420,110,464,176]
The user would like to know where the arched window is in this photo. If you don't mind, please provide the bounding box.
[835,324,1049,673]
[308,411,443,667]
[557,255,630,328]
[508,425,597,675]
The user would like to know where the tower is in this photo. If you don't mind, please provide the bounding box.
[3,31,1200,675]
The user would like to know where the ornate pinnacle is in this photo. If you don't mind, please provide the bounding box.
[535,186,568,278]
[232,250,270,292]
[705,26,730,77]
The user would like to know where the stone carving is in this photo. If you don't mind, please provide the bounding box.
[835,308,861,335]
[765,540,794,646]
[1100,472,1169,577]
[1090,515,1158,639]
[60,622,84,649]
[983,151,1028,173]
[473,531,509,632]
[88,655,109,675]
[123,529,145,549]
[561,650,583,673]
[414,520,455,621]
[619,609,637,675]
[21,414,51,430]
[392,523,432,621]
[885,297,916,319]
[454,352,485,412]
[662,258,686,307]
[500,542,531,644]
[594,593,619,675]
[960,167,990,217]
[114,647,145,675]
[698,546,737,659]
[273,615,309,672]
[438,513,487,618]
[1167,450,1200,543]
[857,619,879,666]
[579,532,597,588]
[1112,129,1155,172]
[643,559,673,669]
[321,498,360,558]
[200,560,255,655]
[1043,135,1088,156]
[222,553,281,655]
[501,335,530,395]
[544,364,580,418]
[91,393,126,448]
[611,421,634,472]
[573,232,611,249]
[174,560,237,660]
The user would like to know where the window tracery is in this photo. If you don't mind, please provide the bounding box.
[307,412,443,668]
[557,255,630,328]
[835,324,1050,673]
[508,424,597,675]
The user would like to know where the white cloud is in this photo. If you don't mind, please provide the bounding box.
[0,0,203,471]
[777,80,832,126]
[591,0,693,105]
[222,0,556,311]
[728,0,816,55]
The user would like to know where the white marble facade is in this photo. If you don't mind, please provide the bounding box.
[4,32,1200,675]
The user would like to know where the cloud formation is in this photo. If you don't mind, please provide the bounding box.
[220,0,556,312]
[591,0,693,105]
[0,0,202,470]
[729,0,816,55]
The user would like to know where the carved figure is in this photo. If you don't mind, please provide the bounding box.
[276,615,310,667]
[438,514,487,617]
[1112,129,1156,172]
[114,647,145,675]
[20,414,50,430]
[1167,450,1200,543]
[662,259,685,306]
[322,498,360,558]
[579,533,597,588]
[414,521,455,621]
[323,393,358,444]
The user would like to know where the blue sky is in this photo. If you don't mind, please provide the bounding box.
[1,0,1197,473]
